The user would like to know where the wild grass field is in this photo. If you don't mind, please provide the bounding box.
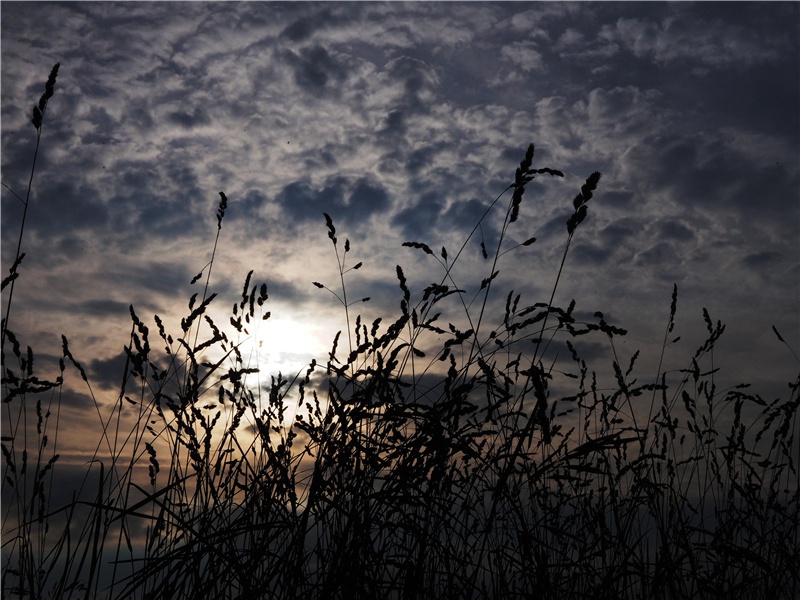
[2,64,799,600]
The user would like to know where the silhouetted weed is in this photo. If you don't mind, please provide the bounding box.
[3,64,798,600]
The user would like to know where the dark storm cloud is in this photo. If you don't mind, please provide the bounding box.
[406,143,448,175]
[281,44,349,95]
[167,106,211,129]
[0,135,39,196]
[81,104,118,143]
[442,197,503,244]
[727,162,797,224]
[121,99,157,132]
[658,220,694,242]
[570,241,613,266]
[374,56,442,150]
[276,177,346,222]
[57,388,100,412]
[114,259,196,300]
[599,219,637,246]
[740,250,800,286]
[21,180,110,240]
[228,188,269,223]
[622,131,798,241]
[388,57,436,101]
[391,191,444,239]
[105,188,204,251]
[377,110,408,142]
[535,213,569,245]
[279,5,339,43]
[740,251,785,271]
[276,175,390,227]
[633,241,684,273]
[598,190,635,210]
[347,177,390,220]
[88,350,128,391]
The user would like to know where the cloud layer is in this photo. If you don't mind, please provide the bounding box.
[2,2,798,440]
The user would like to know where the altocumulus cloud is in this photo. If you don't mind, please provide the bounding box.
[0,1,797,410]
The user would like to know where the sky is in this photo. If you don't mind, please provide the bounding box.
[1,1,799,463]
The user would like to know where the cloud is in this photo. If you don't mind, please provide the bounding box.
[280,10,333,43]
[555,28,619,62]
[601,14,785,68]
[506,4,577,36]
[620,130,799,237]
[391,191,444,239]
[166,106,211,129]
[1,1,797,447]
[501,41,545,73]
[570,241,613,266]
[658,220,694,242]
[741,250,783,270]
[281,44,349,96]
[21,180,110,243]
[347,176,391,221]
[405,143,447,175]
[383,56,440,116]
[275,175,390,228]
[555,27,584,50]
[88,350,129,390]
[74,299,131,318]
[276,178,346,223]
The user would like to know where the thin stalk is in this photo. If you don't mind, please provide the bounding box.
[531,229,573,367]
[336,242,353,355]
[2,62,60,347]
[2,125,43,349]
[191,191,227,351]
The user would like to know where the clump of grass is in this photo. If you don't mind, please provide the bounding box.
[2,65,799,600]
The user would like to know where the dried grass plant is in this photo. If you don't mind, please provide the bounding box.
[2,63,799,600]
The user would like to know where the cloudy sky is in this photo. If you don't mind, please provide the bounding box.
[2,1,798,456]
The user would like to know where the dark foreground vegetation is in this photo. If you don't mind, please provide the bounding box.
[3,64,799,600]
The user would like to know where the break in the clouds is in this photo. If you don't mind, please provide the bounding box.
[1,2,798,422]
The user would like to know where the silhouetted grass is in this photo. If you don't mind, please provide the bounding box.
[3,63,799,600]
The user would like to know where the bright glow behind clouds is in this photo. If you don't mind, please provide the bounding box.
[238,312,333,380]
[1,2,798,430]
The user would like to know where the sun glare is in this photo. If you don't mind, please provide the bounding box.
[234,313,330,379]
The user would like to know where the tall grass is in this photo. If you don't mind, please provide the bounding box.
[2,64,799,600]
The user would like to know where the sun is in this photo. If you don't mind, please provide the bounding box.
[233,313,331,379]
